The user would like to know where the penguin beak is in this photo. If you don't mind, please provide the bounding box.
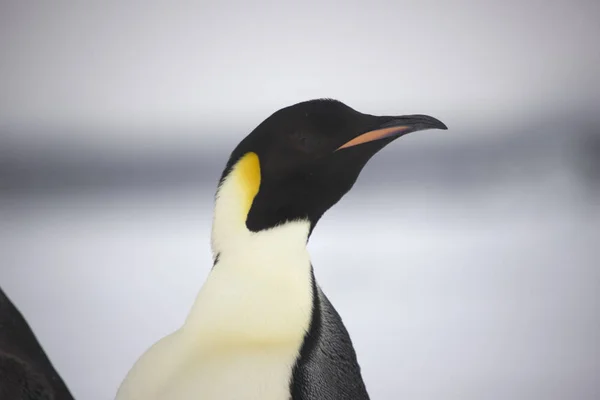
[336,114,447,151]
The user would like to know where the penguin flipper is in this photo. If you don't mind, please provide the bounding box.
[291,281,370,400]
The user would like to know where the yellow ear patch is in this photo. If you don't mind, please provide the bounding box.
[232,152,261,217]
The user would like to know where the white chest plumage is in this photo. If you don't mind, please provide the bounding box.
[116,153,314,400]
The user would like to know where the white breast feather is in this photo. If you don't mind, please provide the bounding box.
[115,162,313,400]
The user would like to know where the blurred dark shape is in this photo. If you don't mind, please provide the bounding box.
[573,125,600,190]
[0,287,74,400]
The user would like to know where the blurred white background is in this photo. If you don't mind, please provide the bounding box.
[1,2,599,399]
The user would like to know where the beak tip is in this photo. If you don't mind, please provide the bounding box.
[382,114,448,132]
[429,117,448,131]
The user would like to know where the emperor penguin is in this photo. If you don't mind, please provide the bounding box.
[115,99,447,400]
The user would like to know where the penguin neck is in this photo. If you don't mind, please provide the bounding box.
[211,182,311,261]
[210,153,311,259]
[183,167,313,340]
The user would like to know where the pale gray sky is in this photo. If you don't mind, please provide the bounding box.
[2,1,599,136]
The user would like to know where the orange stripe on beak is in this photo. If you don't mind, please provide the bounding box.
[336,126,410,151]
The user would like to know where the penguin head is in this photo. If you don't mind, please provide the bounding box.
[218,99,447,235]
